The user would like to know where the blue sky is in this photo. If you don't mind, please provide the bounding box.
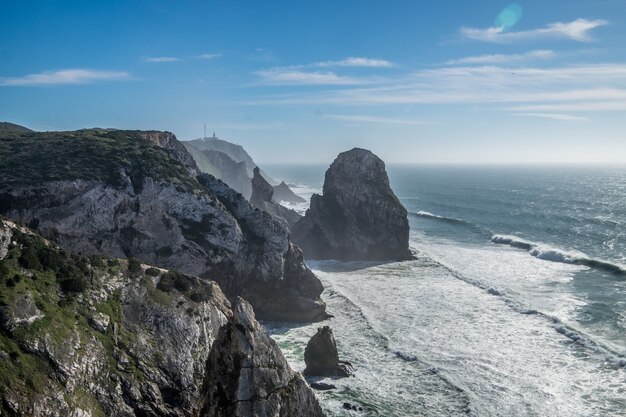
[1,0,625,163]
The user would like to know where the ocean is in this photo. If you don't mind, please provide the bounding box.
[263,164,626,417]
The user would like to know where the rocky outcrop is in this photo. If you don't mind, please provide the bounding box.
[0,220,324,417]
[293,148,413,261]
[0,129,326,322]
[199,297,326,417]
[273,181,306,204]
[303,326,354,378]
[250,167,301,230]
[251,167,276,204]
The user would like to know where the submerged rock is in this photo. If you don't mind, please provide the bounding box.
[310,382,336,391]
[304,326,354,378]
[293,148,413,261]
[198,297,326,417]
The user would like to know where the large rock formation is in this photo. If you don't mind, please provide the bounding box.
[0,219,324,416]
[0,129,326,322]
[293,148,413,261]
[250,167,301,230]
[199,298,325,417]
[303,326,353,378]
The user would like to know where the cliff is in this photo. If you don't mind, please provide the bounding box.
[293,148,413,261]
[0,218,324,416]
[0,129,326,322]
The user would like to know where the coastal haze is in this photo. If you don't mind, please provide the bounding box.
[2,1,626,417]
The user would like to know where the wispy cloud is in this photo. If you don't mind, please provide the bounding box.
[142,56,180,63]
[256,68,366,85]
[315,57,395,68]
[509,101,626,112]
[249,63,626,121]
[325,114,429,125]
[510,113,590,121]
[0,69,131,86]
[460,18,608,43]
[447,50,555,65]
[196,53,221,60]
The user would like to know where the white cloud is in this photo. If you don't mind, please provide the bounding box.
[510,101,626,112]
[460,18,608,43]
[256,68,365,85]
[196,53,221,60]
[447,50,554,65]
[249,63,626,117]
[0,69,131,86]
[325,114,429,125]
[316,57,395,68]
[142,56,180,63]
[510,113,590,121]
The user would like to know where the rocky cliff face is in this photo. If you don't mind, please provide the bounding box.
[250,168,301,230]
[198,298,325,417]
[183,137,275,185]
[0,219,324,417]
[0,129,326,322]
[293,148,413,261]
[202,150,252,198]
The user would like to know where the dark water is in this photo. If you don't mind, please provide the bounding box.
[264,164,626,417]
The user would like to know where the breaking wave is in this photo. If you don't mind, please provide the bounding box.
[491,234,626,275]
[411,211,468,225]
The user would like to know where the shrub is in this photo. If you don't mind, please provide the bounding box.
[90,255,105,268]
[59,275,88,293]
[127,257,142,275]
[145,267,160,277]
[18,245,41,270]
[156,273,174,292]
[57,263,88,293]
[173,275,190,292]
[38,248,63,272]
[0,262,10,279]
[107,259,120,267]
[189,291,209,303]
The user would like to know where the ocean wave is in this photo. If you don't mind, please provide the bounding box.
[490,234,626,275]
[422,256,626,368]
[411,211,468,225]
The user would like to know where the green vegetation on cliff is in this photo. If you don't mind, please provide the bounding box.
[0,129,201,192]
[0,219,214,415]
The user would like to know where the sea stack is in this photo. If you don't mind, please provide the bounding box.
[293,148,413,261]
[303,326,353,378]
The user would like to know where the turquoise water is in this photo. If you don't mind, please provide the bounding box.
[264,164,626,417]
